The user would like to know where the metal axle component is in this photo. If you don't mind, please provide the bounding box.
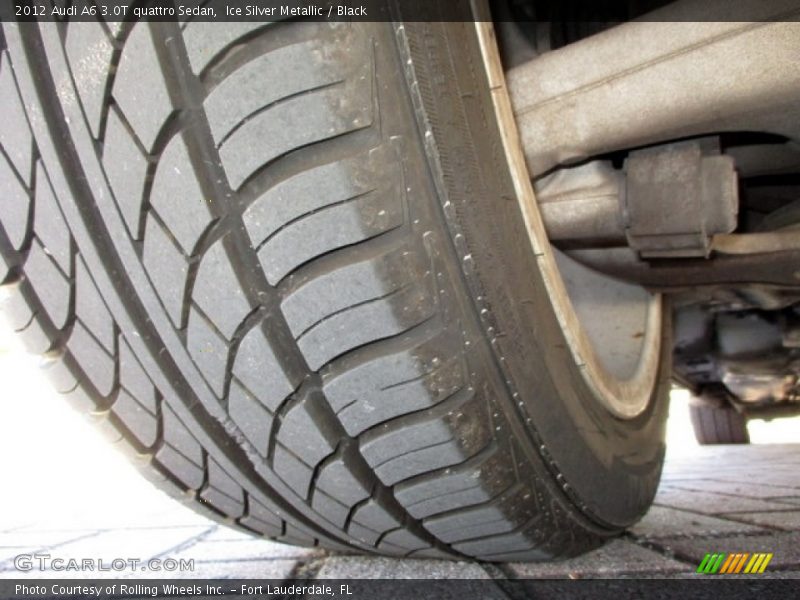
[534,161,625,247]
[566,246,800,291]
[537,139,739,258]
[507,0,800,177]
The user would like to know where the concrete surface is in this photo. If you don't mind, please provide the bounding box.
[1,444,798,580]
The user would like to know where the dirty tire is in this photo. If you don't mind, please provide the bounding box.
[690,404,750,445]
[0,9,670,561]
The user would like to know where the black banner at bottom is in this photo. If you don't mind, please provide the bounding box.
[2,578,797,600]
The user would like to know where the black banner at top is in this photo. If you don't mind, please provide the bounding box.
[3,0,800,23]
[7,0,394,21]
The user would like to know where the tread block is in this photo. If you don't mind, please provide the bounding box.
[281,242,435,372]
[0,281,34,331]
[350,498,400,533]
[283,523,317,547]
[359,389,492,486]
[75,258,115,352]
[241,495,284,537]
[219,85,373,190]
[149,134,215,256]
[297,281,434,372]
[3,278,54,353]
[102,108,150,239]
[258,189,398,287]
[213,37,373,190]
[368,437,461,488]
[314,455,371,508]
[204,37,348,144]
[227,379,273,456]
[407,548,454,560]
[119,338,158,414]
[32,163,71,272]
[89,414,125,445]
[15,314,52,354]
[231,323,296,411]
[142,215,189,328]
[186,307,229,398]
[242,146,391,253]
[113,23,175,151]
[452,529,539,558]
[274,390,336,468]
[456,495,587,560]
[156,445,204,491]
[64,21,114,138]
[245,146,402,286]
[201,457,245,518]
[61,384,99,414]
[281,238,419,334]
[67,321,116,397]
[346,522,381,546]
[41,355,78,394]
[25,239,71,330]
[112,389,158,448]
[310,490,349,529]
[183,21,269,75]
[323,332,464,437]
[272,443,313,500]
[395,445,516,519]
[0,51,33,184]
[157,403,205,489]
[423,485,530,544]
[379,529,429,552]
[0,151,31,251]
[161,402,204,465]
[192,236,252,339]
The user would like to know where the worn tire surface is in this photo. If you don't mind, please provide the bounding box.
[690,404,749,445]
[0,8,670,561]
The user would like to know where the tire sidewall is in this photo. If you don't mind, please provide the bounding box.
[399,16,671,530]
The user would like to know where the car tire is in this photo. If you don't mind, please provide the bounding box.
[0,9,670,561]
[690,403,750,445]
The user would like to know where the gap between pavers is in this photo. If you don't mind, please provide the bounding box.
[506,539,690,579]
[657,531,800,570]
[654,488,794,515]
[629,505,765,539]
[722,511,800,531]
[315,556,492,579]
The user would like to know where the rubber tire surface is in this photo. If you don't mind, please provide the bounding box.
[0,9,670,561]
[690,404,750,445]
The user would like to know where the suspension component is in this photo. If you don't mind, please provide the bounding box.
[537,139,738,258]
[507,4,800,177]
